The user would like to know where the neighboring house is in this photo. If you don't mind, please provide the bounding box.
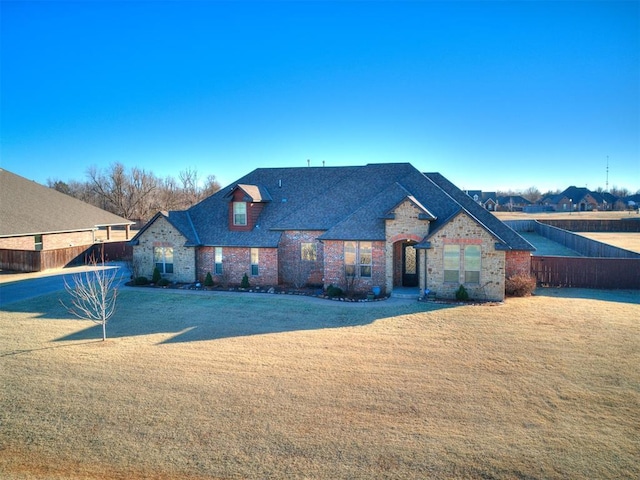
[496,195,531,212]
[131,163,535,301]
[466,190,497,211]
[542,186,602,212]
[599,192,625,211]
[623,194,640,211]
[0,169,134,271]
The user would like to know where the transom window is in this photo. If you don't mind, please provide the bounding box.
[344,241,372,278]
[154,246,174,274]
[233,202,247,226]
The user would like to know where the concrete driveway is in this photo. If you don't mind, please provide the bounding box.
[0,263,130,307]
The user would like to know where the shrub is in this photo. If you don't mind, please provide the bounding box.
[133,276,149,285]
[204,272,214,287]
[240,273,250,289]
[455,284,469,301]
[157,278,170,287]
[326,284,343,298]
[152,267,161,284]
[505,273,537,297]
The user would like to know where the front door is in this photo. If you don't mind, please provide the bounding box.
[402,243,419,287]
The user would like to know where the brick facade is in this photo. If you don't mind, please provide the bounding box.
[505,250,532,278]
[425,212,506,301]
[0,231,94,250]
[278,231,324,287]
[197,246,278,287]
[322,240,386,294]
[132,216,196,283]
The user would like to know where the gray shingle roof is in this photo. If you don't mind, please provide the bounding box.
[0,169,133,237]
[139,163,533,251]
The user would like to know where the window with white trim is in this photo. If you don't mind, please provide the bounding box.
[443,245,459,283]
[154,246,174,274]
[344,241,372,278]
[233,202,247,226]
[301,242,317,261]
[464,245,481,284]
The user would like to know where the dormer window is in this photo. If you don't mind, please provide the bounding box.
[233,202,247,226]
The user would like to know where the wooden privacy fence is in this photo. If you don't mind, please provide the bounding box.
[538,218,640,232]
[532,256,640,289]
[534,222,640,259]
[0,242,132,273]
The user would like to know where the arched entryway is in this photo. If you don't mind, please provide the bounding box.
[393,240,419,287]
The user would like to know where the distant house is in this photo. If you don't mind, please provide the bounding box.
[465,190,498,211]
[542,186,603,212]
[496,195,531,212]
[0,169,134,271]
[131,163,534,301]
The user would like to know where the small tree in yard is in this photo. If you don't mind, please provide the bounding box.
[61,252,120,341]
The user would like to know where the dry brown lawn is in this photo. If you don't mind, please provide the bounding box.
[493,211,639,221]
[576,232,640,254]
[1,289,639,479]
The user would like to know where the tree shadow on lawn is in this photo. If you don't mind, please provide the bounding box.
[3,290,457,345]
[534,287,640,305]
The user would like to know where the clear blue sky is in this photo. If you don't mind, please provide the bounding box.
[1,1,638,194]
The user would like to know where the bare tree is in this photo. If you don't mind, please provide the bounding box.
[61,252,120,341]
[522,186,541,203]
[87,163,158,220]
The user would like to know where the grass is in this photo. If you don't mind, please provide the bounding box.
[494,211,640,221]
[1,289,639,479]
[576,232,640,254]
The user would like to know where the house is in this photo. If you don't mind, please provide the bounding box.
[496,195,531,212]
[0,169,134,271]
[542,186,602,212]
[131,163,535,301]
[465,190,498,211]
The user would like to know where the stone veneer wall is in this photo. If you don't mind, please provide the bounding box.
[197,246,278,287]
[384,200,431,293]
[278,231,324,286]
[426,212,506,301]
[322,240,386,294]
[132,216,196,283]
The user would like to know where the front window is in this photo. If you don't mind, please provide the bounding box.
[214,247,223,274]
[233,202,247,226]
[251,248,259,276]
[464,245,481,283]
[443,245,459,283]
[344,241,357,277]
[359,242,372,278]
[154,246,174,274]
[344,241,372,278]
[301,242,317,261]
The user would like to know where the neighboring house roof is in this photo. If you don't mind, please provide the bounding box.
[497,195,531,205]
[132,163,534,251]
[0,169,133,238]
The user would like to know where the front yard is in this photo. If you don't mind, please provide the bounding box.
[1,289,639,479]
